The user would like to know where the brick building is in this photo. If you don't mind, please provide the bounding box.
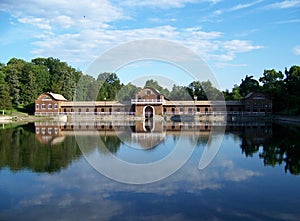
[35,88,272,117]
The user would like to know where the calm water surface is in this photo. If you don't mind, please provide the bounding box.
[1,121,300,221]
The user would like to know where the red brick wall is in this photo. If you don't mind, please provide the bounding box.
[35,93,62,114]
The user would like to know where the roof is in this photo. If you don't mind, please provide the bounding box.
[244,92,271,100]
[61,101,129,107]
[165,100,242,106]
[244,92,254,99]
[47,92,68,101]
[143,87,162,95]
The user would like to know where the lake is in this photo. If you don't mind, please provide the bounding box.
[1,120,300,221]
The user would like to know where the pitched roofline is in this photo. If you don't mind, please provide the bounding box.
[45,92,68,101]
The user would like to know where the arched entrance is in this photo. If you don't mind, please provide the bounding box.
[144,105,154,119]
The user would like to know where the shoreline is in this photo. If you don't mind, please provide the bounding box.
[272,115,300,125]
[1,113,300,125]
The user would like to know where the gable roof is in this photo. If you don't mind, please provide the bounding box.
[143,87,162,95]
[244,92,270,100]
[47,92,68,101]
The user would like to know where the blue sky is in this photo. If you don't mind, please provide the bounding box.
[0,0,299,90]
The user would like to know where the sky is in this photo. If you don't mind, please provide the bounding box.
[0,0,299,90]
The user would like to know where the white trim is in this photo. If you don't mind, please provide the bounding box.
[143,105,155,118]
[142,119,155,132]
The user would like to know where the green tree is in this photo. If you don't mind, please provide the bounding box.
[116,83,140,101]
[284,66,300,114]
[187,81,206,100]
[19,62,38,106]
[169,84,191,100]
[187,80,222,100]
[0,71,12,111]
[97,73,123,101]
[259,69,285,112]
[75,75,99,101]
[239,75,260,97]
[201,80,223,100]
[3,58,26,107]
[31,58,51,94]
[144,79,170,97]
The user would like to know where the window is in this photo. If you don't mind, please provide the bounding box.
[197,108,200,112]
[48,103,52,109]
[71,108,74,112]
[48,128,52,134]
[101,108,104,112]
[188,108,193,113]
[36,128,40,134]
[42,128,46,135]
[86,108,89,112]
[36,104,39,110]
[42,104,46,109]
[180,107,184,113]
[78,108,81,113]
[54,103,58,109]
[54,128,58,134]
[171,108,175,113]
[147,90,151,95]
[253,102,257,109]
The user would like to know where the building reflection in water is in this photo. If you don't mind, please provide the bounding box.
[6,120,300,175]
[34,120,272,149]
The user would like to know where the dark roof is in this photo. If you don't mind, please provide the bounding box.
[244,92,254,99]
[244,92,271,100]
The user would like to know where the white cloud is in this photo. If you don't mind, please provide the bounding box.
[118,0,220,9]
[267,0,300,9]
[0,0,262,69]
[228,0,264,11]
[293,46,300,55]
[0,0,124,31]
[18,17,52,30]
[29,27,263,68]
[274,19,300,24]
[221,40,264,53]
[214,62,248,68]
[148,17,177,23]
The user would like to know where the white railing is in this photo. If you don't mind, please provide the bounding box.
[35,112,136,116]
[131,99,165,104]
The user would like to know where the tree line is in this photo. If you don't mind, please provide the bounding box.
[0,57,299,114]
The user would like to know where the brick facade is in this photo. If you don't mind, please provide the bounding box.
[34,89,272,117]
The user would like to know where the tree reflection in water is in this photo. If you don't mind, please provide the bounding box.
[239,123,300,175]
[1,121,300,175]
[0,124,82,173]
